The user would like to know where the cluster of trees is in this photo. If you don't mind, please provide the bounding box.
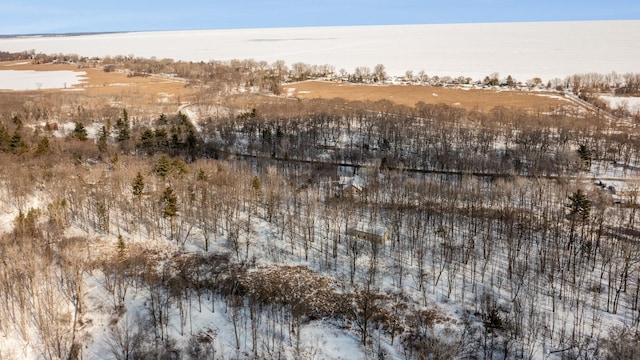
[0,49,98,65]
[5,50,640,99]
[102,56,288,94]
[0,50,34,62]
[193,98,640,177]
[99,52,640,96]
[567,72,640,95]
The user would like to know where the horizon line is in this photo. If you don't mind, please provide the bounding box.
[2,18,637,38]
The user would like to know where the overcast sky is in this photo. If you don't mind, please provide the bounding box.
[1,0,639,35]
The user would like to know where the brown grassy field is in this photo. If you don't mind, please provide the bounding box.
[1,60,196,107]
[2,61,576,113]
[284,81,573,112]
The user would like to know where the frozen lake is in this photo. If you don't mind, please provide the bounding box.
[0,20,639,82]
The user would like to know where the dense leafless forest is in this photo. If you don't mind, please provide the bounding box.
[1,52,640,359]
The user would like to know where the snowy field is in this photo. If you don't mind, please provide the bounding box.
[1,20,639,82]
[0,69,86,90]
[600,94,640,112]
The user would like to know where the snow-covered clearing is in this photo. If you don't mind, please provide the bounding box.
[0,69,87,90]
[0,20,638,82]
[600,95,640,113]
[3,61,30,66]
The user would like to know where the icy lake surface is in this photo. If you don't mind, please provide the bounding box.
[0,20,638,82]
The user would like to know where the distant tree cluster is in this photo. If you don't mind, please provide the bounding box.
[4,50,640,98]
[194,98,640,177]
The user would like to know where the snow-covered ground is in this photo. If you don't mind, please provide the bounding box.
[0,20,638,82]
[600,95,640,113]
[0,69,86,90]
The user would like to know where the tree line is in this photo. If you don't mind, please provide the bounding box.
[5,50,640,96]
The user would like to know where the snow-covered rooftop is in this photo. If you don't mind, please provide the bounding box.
[339,175,365,191]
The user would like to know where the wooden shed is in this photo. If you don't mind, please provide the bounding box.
[347,222,389,243]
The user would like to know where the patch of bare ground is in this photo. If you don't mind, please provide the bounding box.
[284,81,573,112]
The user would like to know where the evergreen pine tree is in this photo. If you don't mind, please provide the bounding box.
[117,234,126,258]
[577,144,592,170]
[0,126,10,152]
[34,137,49,156]
[162,186,178,218]
[132,172,145,197]
[97,126,108,152]
[116,109,130,142]
[252,176,261,192]
[9,131,26,155]
[73,122,88,141]
[567,189,591,221]
[153,154,172,179]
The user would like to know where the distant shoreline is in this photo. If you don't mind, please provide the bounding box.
[0,31,129,39]
[2,19,636,38]
[1,20,637,82]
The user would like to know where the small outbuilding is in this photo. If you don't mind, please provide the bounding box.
[338,175,365,197]
[347,222,389,243]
